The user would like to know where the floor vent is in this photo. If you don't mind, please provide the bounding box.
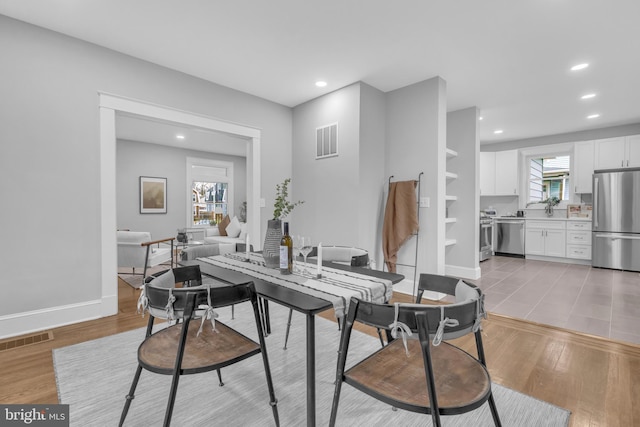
[0,331,53,352]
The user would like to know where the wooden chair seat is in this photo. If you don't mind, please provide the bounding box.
[329,275,501,427]
[119,266,279,427]
[345,339,491,414]
[139,320,261,375]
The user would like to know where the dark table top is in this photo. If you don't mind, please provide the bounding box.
[180,258,404,315]
[320,261,405,284]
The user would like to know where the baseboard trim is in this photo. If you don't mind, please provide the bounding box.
[393,278,417,296]
[445,264,481,280]
[393,279,446,301]
[525,255,592,265]
[0,299,104,340]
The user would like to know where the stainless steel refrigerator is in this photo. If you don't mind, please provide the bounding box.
[592,168,640,271]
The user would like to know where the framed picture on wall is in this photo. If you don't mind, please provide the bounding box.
[140,176,167,214]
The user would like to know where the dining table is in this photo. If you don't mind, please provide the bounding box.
[180,252,404,427]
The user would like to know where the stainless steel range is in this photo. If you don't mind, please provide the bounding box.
[479,214,493,261]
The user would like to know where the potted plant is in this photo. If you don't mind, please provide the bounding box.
[527,196,561,217]
[263,178,304,268]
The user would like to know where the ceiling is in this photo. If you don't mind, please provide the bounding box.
[116,113,250,156]
[2,0,640,146]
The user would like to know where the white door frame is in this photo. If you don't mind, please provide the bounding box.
[99,92,261,316]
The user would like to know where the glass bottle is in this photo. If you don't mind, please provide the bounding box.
[279,222,293,274]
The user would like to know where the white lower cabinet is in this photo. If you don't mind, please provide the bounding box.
[566,221,592,260]
[566,245,591,259]
[525,221,566,257]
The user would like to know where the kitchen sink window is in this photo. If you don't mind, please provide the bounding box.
[528,155,571,203]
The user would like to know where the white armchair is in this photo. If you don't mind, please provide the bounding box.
[117,231,175,279]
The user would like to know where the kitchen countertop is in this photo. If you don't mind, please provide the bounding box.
[493,216,591,221]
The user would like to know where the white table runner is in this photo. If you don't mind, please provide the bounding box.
[197,253,393,319]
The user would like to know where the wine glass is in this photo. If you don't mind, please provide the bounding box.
[299,237,313,275]
[293,235,303,273]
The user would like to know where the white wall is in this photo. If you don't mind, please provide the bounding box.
[116,140,247,238]
[479,196,519,217]
[0,15,291,337]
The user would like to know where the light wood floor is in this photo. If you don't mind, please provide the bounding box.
[1,279,639,426]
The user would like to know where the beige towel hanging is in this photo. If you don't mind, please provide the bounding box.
[383,180,419,273]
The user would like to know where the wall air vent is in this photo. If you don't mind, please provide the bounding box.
[316,123,338,159]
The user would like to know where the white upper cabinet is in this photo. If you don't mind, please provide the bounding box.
[573,141,594,193]
[627,134,640,168]
[594,135,640,170]
[595,137,625,169]
[494,150,519,195]
[480,150,518,196]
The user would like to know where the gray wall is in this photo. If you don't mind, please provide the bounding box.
[0,14,480,335]
[116,140,247,238]
[446,107,480,275]
[0,15,291,327]
[386,77,447,277]
[359,83,387,267]
[291,78,452,279]
[292,83,362,246]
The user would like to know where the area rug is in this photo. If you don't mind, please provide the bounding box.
[53,303,571,426]
[118,264,172,289]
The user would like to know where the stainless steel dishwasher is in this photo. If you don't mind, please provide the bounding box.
[494,218,525,257]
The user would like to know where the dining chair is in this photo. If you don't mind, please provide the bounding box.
[415,273,466,304]
[283,246,370,350]
[119,265,279,427]
[329,276,501,427]
[179,244,237,319]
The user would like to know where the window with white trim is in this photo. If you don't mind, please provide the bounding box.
[527,155,570,203]
[187,158,233,227]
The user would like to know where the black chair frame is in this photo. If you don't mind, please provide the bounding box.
[329,283,501,427]
[119,266,279,427]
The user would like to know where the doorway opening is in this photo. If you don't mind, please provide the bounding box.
[99,93,261,316]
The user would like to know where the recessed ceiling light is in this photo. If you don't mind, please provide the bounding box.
[315,81,327,88]
[587,114,600,119]
[494,129,503,134]
[581,93,596,100]
[479,116,483,121]
[571,63,589,71]
[176,134,185,140]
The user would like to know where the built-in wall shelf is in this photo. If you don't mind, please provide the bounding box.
[445,147,458,252]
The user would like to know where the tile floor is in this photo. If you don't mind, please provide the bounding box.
[469,256,640,345]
